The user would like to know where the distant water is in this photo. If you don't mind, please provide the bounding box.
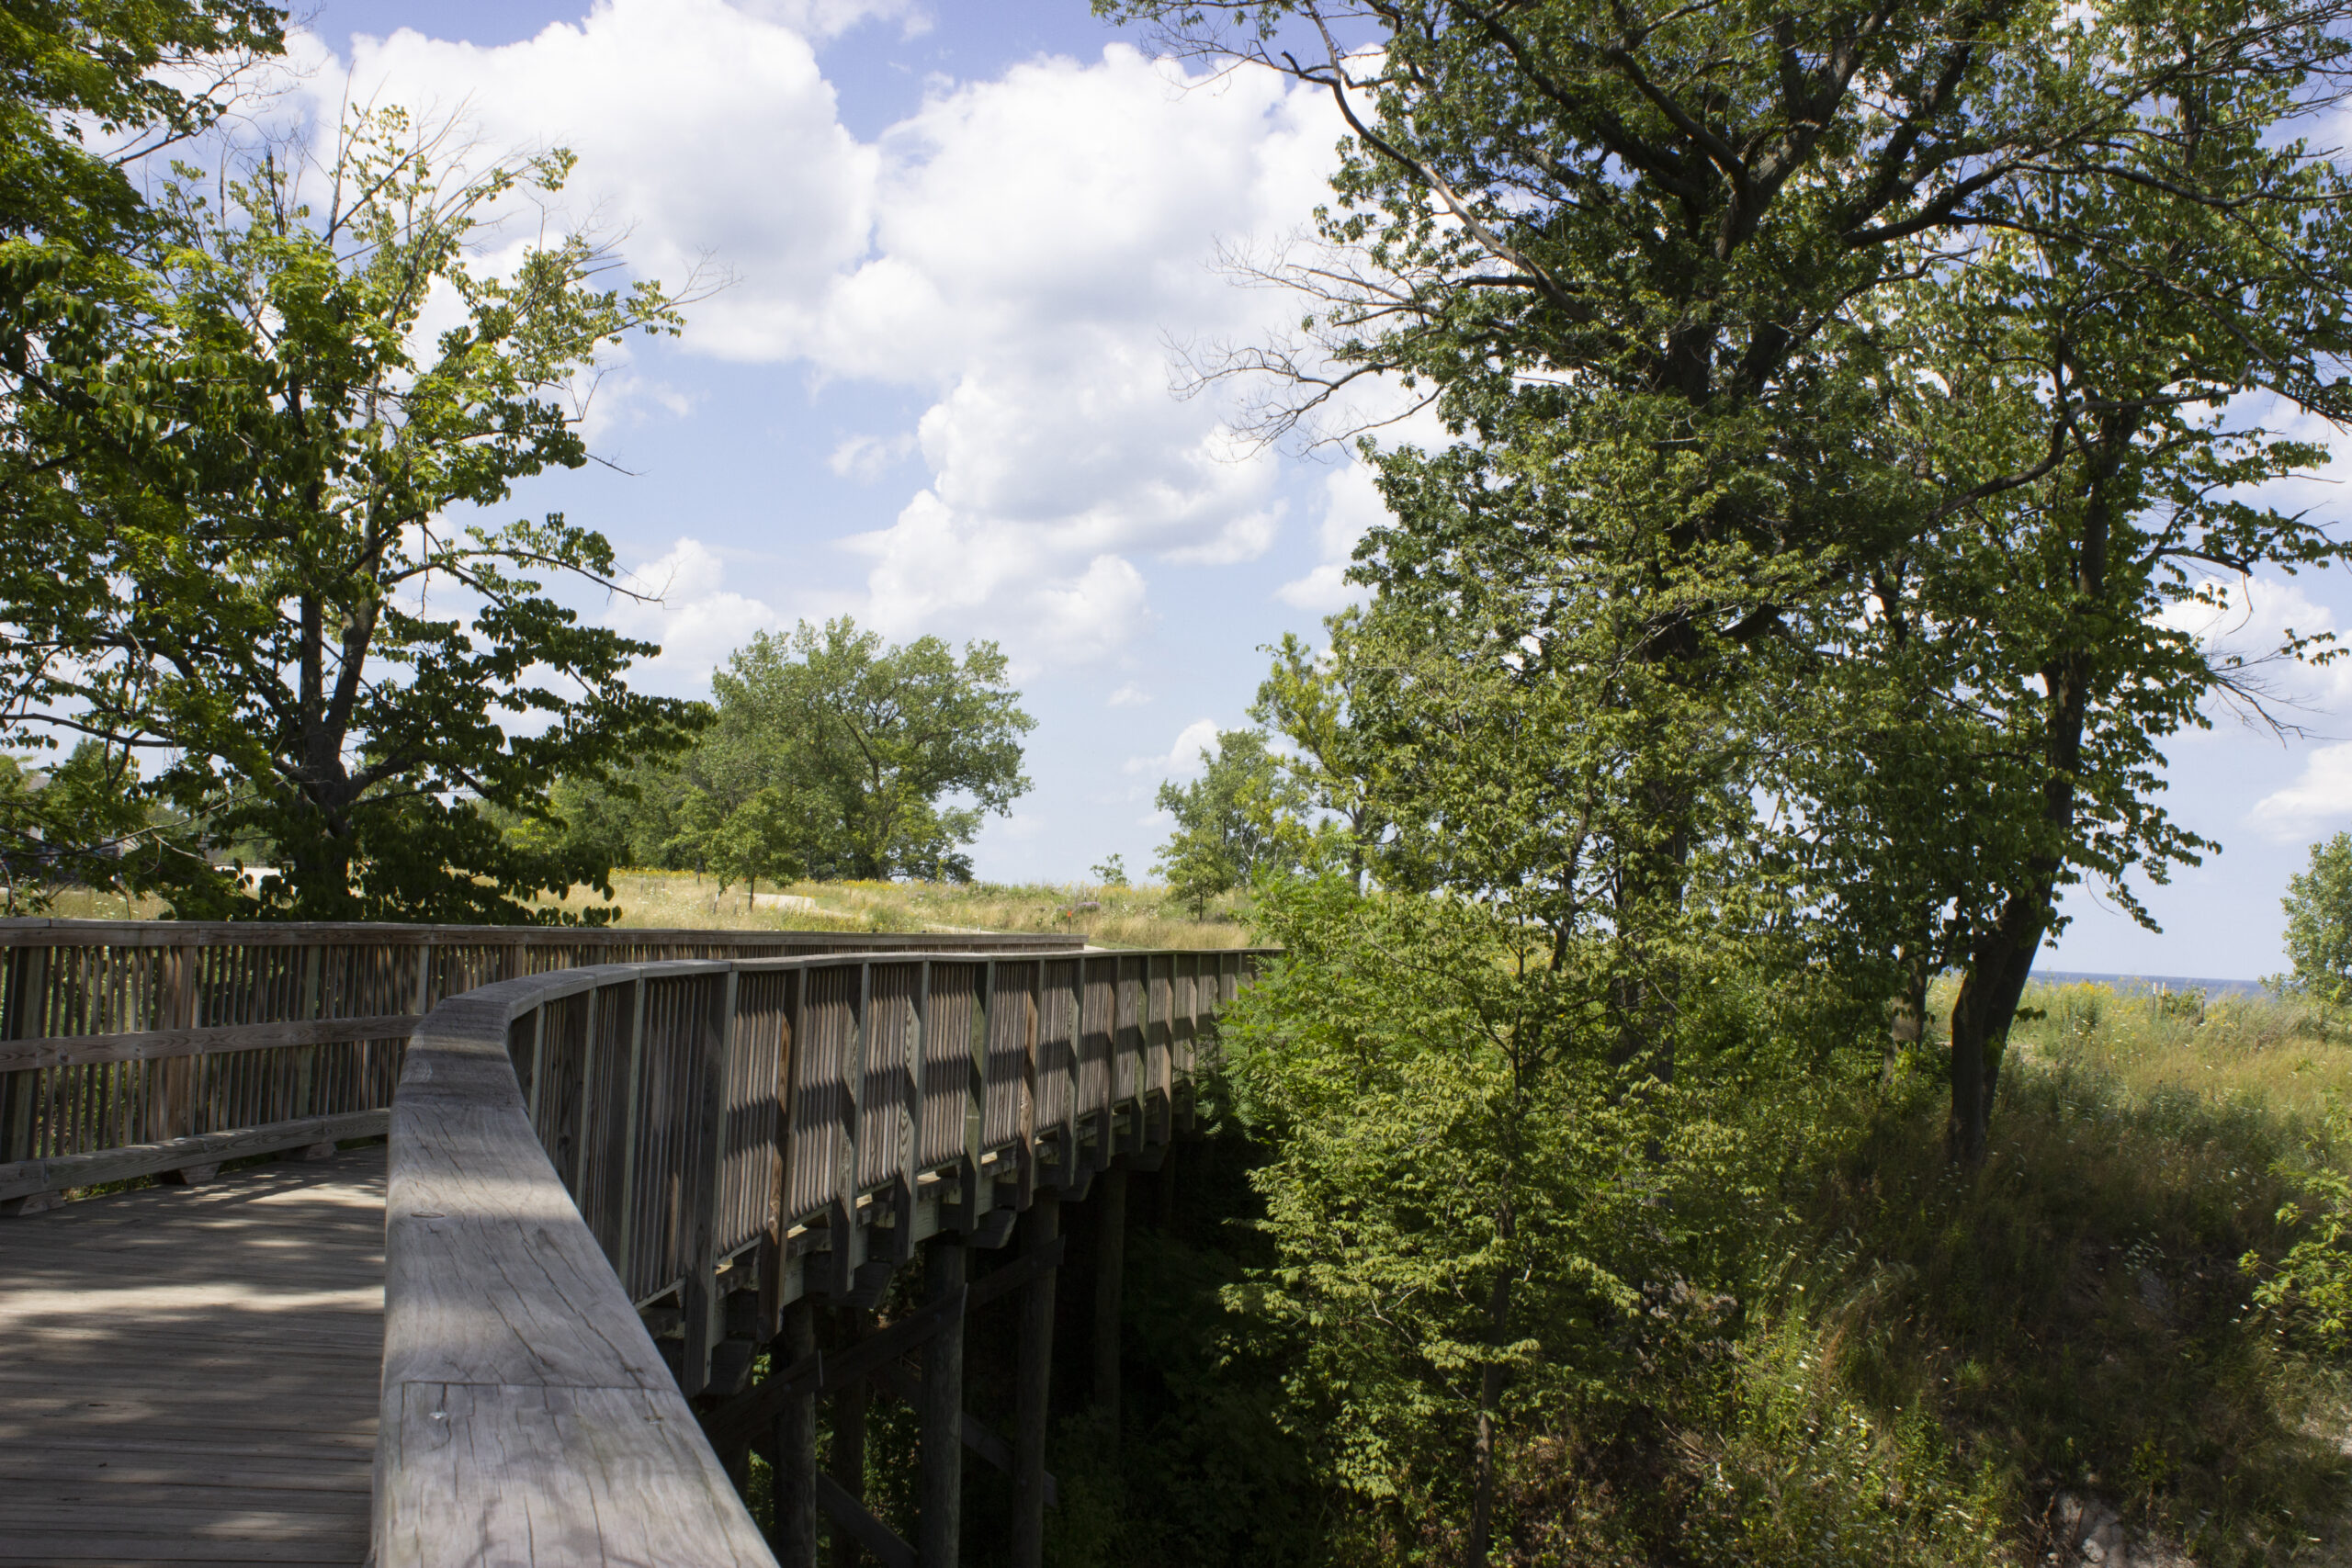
[2033,969,2265,998]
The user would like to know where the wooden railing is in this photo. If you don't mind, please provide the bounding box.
[379,947,1267,1568]
[0,920,1080,1211]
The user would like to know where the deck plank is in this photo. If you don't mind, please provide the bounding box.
[0,1148,385,1568]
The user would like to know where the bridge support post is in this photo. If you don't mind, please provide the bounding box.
[919,1236,966,1568]
[773,1296,820,1568]
[830,1303,870,1568]
[1012,1190,1060,1568]
[1091,1166,1126,1446]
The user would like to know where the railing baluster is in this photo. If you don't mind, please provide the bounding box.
[681,968,735,1397]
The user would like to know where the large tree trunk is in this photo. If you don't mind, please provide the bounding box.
[1466,1202,1516,1564]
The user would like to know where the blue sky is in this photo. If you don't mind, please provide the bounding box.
[289,0,2352,980]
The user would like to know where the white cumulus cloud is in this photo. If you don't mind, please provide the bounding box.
[2252,741,2352,840]
[605,537,784,693]
[295,8,1355,664]
[1126,717,1220,778]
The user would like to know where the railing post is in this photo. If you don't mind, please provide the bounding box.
[893,961,925,1264]
[292,942,323,1122]
[411,938,435,1017]
[963,963,989,1227]
[831,962,870,1299]
[681,966,737,1397]
[918,1235,966,1568]
[610,972,650,1293]
[1014,963,1038,1211]
[1011,1190,1060,1568]
[0,945,51,1194]
[1060,963,1081,1179]
[148,944,197,1145]
[763,967,802,1341]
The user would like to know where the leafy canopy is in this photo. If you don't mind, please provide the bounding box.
[3,107,703,920]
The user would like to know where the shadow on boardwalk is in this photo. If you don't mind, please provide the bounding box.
[0,1147,386,1567]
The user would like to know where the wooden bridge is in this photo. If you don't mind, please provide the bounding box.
[0,919,1265,1567]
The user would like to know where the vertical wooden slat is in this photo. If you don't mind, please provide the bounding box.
[611,973,650,1292]
[147,945,198,1145]
[680,968,736,1396]
[0,945,51,1168]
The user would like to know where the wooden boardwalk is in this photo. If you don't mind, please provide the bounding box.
[0,1148,385,1567]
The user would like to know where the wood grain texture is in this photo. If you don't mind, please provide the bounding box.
[0,1014,423,1074]
[0,1146,386,1567]
[0,1111,390,1201]
[379,975,776,1568]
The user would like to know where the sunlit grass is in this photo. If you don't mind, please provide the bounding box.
[541,868,1261,950]
[2000,978,2352,1137]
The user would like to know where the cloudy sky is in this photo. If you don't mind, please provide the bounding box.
[288,0,2352,981]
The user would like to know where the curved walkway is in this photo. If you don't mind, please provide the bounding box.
[0,1148,385,1567]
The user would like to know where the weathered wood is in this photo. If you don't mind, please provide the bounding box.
[703,1284,970,1454]
[814,1472,913,1568]
[4,936,1269,1568]
[918,1238,966,1568]
[683,970,738,1398]
[0,943,49,1164]
[773,1297,820,1568]
[830,1306,870,1568]
[0,1013,423,1074]
[867,1359,1059,1508]
[1092,1165,1127,1443]
[378,975,776,1568]
[0,1148,384,1567]
[961,1234,1068,1313]
[1012,1190,1060,1568]
[0,1109,388,1201]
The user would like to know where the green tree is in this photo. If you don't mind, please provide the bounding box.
[1114,0,2352,1159]
[673,785,808,901]
[3,108,704,921]
[1152,728,1301,917]
[2283,834,2352,1004]
[0,0,282,247]
[706,618,1033,882]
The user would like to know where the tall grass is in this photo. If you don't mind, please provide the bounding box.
[540,869,1261,949]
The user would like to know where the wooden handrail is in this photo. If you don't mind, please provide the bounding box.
[380,946,1272,1568]
[0,919,1084,1207]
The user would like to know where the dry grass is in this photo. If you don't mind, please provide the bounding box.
[12,870,1260,949]
[1999,978,2352,1136]
[543,870,1261,950]
[13,886,169,920]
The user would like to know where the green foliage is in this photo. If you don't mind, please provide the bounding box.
[2,106,702,921]
[2245,1096,2352,1355]
[1089,853,1128,886]
[2283,834,2352,1005]
[0,741,201,911]
[0,0,281,250]
[1106,0,2352,1173]
[685,618,1032,884]
[1152,728,1306,918]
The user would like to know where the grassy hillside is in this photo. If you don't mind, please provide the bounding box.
[545,870,1261,949]
[17,871,1261,949]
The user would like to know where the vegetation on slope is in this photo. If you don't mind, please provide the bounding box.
[1028,972,2352,1568]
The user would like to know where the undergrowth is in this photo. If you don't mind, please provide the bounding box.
[1026,984,2352,1567]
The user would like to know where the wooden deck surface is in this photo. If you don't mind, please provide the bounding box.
[0,1147,385,1567]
